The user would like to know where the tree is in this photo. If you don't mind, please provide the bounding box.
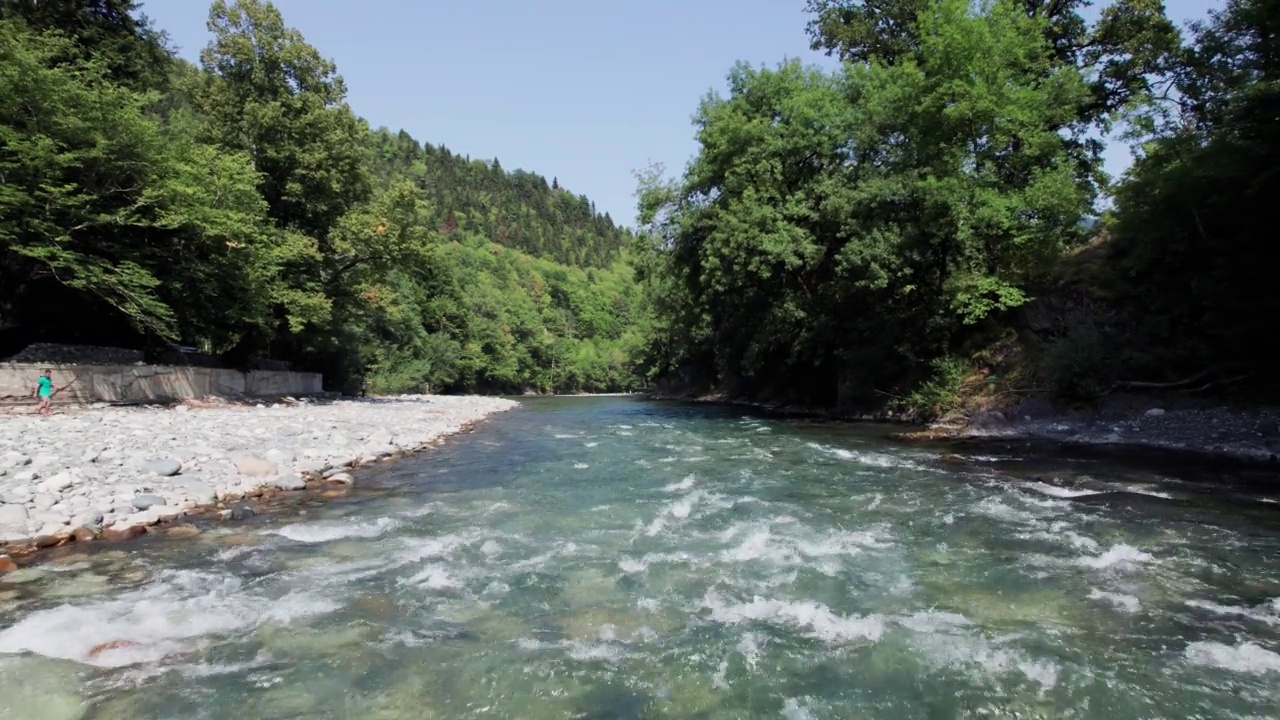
[0,17,281,348]
[639,0,1099,407]
[193,0,370,242]
[1,0,173,90]
[0,19,174,339]
[805,0,1180,119]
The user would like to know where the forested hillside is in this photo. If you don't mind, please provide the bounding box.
[0,0,641,395]
[366,129,628,269]
[634,0,1279,417]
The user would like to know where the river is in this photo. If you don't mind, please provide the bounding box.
[1,396,1278,719]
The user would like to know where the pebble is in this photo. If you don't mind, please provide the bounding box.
[0,395,516,544]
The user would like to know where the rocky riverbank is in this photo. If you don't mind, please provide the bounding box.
[899,397,1280,466]
[647,389,1280,467]
[0,395,518,558]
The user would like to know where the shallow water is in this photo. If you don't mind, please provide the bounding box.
[1,397,1278,719]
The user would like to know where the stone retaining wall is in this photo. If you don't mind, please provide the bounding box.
[0,363,323,404]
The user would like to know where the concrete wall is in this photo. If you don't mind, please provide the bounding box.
[0,363,323,404]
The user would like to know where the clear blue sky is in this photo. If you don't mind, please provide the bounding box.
[138,0,1217,226]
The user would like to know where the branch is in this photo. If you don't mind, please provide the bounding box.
[1107,368,1215,393]
[324,255,375,288]
[1182,374,1249,394]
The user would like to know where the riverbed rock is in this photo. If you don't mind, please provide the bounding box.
[326,472,354,485]
[140,458,182,477]
[103,523,147,542]
[231,452,277,477]
[0,505,29,526]
[0,656,88,720]
[131,494,166,510]
[36,472,75,494]
[170,478,216,504]
[967,410,1009,432]
[0,555,16,572]
[165,524,201,539]
[152,506,184,522]
[1,452,30,468]
[32,531,67,549]
[1,567,47,584]
[71,526,99,542]
[273,473,307,491]
[218,507,255,521]
[70,512,103,528]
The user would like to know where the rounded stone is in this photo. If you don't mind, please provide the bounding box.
[131,494,166,510]
[140,458,182,477]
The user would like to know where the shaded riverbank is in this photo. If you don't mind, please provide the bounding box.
[647,390,1280,468]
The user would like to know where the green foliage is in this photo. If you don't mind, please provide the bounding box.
[805,0,1181,119]
[0,0,642,395]
[195,0,371,242]
[1,0,173,91]
[359,240,643,395]
[893,356,968,420]
[639,0,1100,408]
[364,128,629,268]
[0,17,280,346]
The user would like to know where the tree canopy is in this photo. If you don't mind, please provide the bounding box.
[635,0,1278,412]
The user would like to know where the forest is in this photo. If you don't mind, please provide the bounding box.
[2,0,1275,416]
[0,0,642,395]
[635,0,1279,417]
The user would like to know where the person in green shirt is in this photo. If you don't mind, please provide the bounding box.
[31,369,54,416]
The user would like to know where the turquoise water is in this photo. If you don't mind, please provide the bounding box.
[1,397,1278,719]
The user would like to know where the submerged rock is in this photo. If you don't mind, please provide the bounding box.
[218,507,255,521]
[1,567,47,585]
[0,656,88,720]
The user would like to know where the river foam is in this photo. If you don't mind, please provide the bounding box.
[0,570,339,668]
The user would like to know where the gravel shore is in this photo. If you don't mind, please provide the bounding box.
[0,395,518,551]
